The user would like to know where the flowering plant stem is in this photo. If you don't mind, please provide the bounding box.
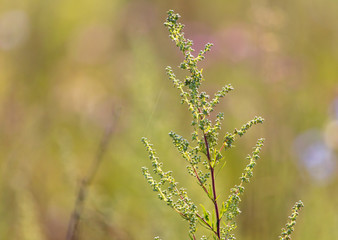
[142,10,303,240]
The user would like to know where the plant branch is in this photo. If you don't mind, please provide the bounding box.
[192,164,209,195]
[173,184,217,235]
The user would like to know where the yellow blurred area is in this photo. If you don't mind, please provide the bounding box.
[0,0,338,239]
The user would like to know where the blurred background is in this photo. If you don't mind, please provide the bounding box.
[0,0,337,239]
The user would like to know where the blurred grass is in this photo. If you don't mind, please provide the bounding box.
[0,0,337,239]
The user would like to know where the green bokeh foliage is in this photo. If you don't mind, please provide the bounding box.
[0,0,337,239]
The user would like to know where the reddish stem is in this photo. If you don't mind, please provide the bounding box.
[192,165,209,195]
[203,132,220,239]
[198,107,220,239]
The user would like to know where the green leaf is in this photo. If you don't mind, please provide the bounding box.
[208,184,213,200]
[200,204,211,226]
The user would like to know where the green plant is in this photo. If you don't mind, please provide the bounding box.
[142,10,303,240]
[279,200,304,240]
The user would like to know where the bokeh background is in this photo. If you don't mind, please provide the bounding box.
[1,0,338,239]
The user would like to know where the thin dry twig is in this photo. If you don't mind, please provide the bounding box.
[66,110,119,240]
